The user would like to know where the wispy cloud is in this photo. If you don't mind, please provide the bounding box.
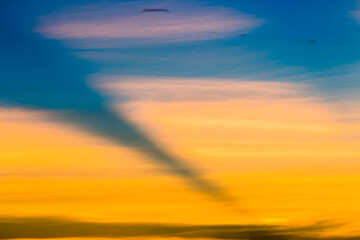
[35,0,264,47]
[94,76,307,103]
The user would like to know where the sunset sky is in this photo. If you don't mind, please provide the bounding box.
[1,1,360,239]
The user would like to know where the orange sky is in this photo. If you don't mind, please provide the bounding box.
[1,78,360,236]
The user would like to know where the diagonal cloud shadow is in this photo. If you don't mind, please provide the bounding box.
[0,1,229,201]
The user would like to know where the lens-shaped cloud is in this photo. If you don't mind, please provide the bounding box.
[35,0,264,47]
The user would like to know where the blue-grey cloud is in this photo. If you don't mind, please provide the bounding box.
[349,0,360,24]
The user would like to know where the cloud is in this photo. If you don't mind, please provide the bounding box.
[0,216,342,240]
[35,0,264,47]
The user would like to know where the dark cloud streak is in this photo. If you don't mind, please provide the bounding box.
[0,216,348,240]
[141,8,169,12]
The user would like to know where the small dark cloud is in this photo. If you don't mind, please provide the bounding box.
[295,38,318,44]
[0,216,349,240]
[141,8,169,12]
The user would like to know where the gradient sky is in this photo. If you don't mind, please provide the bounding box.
[1,0,360,239]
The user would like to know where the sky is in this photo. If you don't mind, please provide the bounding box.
[0,0,360,239]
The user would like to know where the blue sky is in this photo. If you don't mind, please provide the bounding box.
[1,0,360,200]
[2,0,359,100]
